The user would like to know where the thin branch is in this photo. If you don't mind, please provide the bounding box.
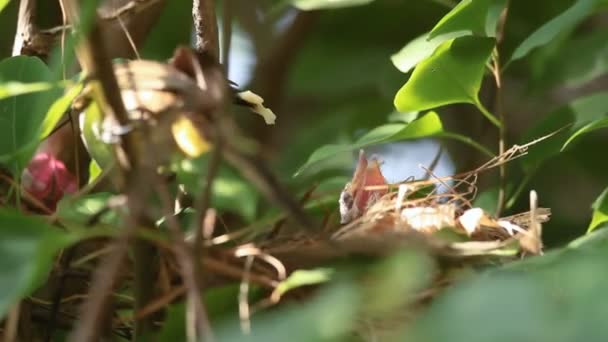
[493,2,510,216]
[193,0,220,60]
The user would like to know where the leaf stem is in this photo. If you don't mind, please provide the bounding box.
[475,100,501,128]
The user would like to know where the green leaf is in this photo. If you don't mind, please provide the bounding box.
[391,31,466,74]
[508,0,596,63]
[563,117,608,150]
[176,157,259,221]
[56,193,116,226]
[292,0,374,10]
[216,282,360,342]
[39,83,83,140]
[0,82,55,100]
[394,37,496,124]
[363,250,434,316]
[88,160,102,184]
[0,209,77,319]
[405,244,608,341]
[141,0,192,60]
[295,112,444,176]
[429,0,506,39]
[0,56,63,171]
[0,0,10,14]
[274,268,334,298]
[588,187,608,232]
[522,91,608,171]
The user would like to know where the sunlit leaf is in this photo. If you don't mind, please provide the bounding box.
[508,0,596,63]
[274,268,334,298]
[394,37,496,124]
[0,209,77,319]
[522,91,608,171]
[563,116,608,150]
[295,112,443,176]
[588,187,608,232]
[0,82,55,100]
[0,0,10,14]
[0,56,63,171]
[429,0,506,39]
[39,83,83,139]
[292,0,374,10]
[391,31,465,74]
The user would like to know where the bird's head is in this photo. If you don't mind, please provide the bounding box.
[339,150,388,224]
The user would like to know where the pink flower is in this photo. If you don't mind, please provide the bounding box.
[21,153,77,210]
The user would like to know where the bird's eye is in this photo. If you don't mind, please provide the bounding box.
[340,191,354,208]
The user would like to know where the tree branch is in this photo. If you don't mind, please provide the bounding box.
[193,0,219,60]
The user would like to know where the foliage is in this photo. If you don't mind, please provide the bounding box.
[0,0,607,341]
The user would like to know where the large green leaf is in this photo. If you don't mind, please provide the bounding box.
[0,56,63,171]
[508,0,596,64]
[588,187,608,232]
[391,31,466,74]
[522,91,608,171]
[404,237,608,341]
[429,0,506,39]
[394,36,497,125]
[0,209,78,319]
[292,0,374,10]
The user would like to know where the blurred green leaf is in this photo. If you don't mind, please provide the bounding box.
[387,111,420,123]
[216,281,360,342]
[563,116,608,150]
[363,250,434,316]
[88,160,102,184]
[141,0,192,60]
[508,0,596,64]
[295,112,443,176]
[274,268,334,298]
[588,187,608,232]
[176,157,259,221]
[158,303,187,341]
[0,82,55,100]
[394,37,497,125]
[429,0,506,39]
[56,193,116,226]
[0,209,77,319]
[0,0,9,14]
[0,56,63,171]
[39,83,83,139]
[391,31,465,74]
[292,0,374,10]
[405,241,608,341]
[522,91,608,171]
[530,29,608,91]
